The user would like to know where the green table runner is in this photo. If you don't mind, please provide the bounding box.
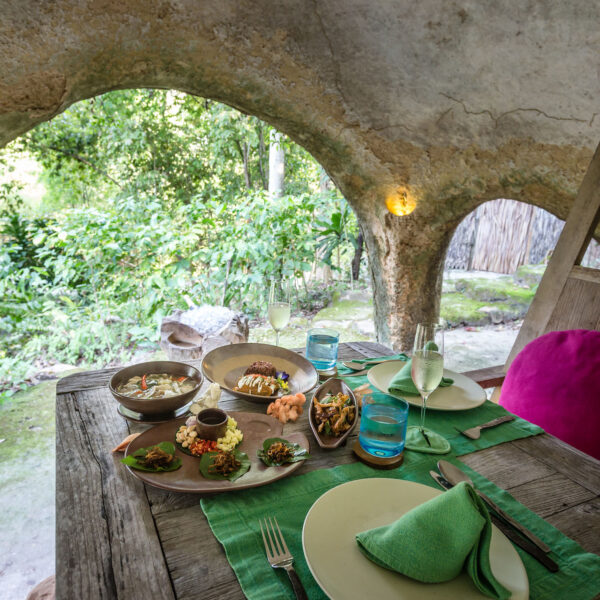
[339,358,543,457]
[201,455,600,600]
[201,357,598,599]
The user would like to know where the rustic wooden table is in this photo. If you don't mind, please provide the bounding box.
[56,341,600,600]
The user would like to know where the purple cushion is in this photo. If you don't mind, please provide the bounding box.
[499,329,600,460]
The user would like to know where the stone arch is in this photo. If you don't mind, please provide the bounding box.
[2,1,600,349]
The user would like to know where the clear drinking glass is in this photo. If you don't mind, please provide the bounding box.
[267,280,291,346]
[406,322,448,451]
[359,399,409,457]
[305,328,339,371]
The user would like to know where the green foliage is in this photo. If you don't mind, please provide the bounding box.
[0,90,363,398]
[14,90,322,207]
[315,199,359,271]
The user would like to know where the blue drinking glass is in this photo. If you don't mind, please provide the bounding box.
[359,399,409,458]
[305,328,340,371]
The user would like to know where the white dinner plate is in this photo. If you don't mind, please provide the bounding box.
[302,478,528,600]
[367,360,487,411]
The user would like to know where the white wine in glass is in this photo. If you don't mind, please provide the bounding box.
[411,350,444,395]
[268,280,291,346]
[406,322,450,453]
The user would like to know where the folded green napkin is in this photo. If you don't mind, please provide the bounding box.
[388,345,453,396]
[355,481,511,599]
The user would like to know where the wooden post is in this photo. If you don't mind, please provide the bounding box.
[507,140,600,366]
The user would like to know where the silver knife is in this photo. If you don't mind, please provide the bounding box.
[429,471,559,573]
[438,460,552,554]
[339,369,370,377]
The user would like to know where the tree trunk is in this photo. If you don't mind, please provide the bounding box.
[257,122,267,190]
[268,130,284,197]
[351,229,364,280]
[234,139,252,189]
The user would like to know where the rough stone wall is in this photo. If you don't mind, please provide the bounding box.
[1,0,599,349]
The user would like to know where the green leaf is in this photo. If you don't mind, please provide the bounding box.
[198,449,250,482]
[257,437,310,466]
[122,441,182,472]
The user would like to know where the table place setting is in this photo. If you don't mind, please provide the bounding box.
[200,452,600,600]
[56,331,600,600]
[198,324,600,599]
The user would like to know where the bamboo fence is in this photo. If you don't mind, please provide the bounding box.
[445,199,600,273]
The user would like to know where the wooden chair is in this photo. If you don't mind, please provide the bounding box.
[464,140,600,398]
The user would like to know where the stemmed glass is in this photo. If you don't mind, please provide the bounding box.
[267,280,291,346]
[406,322,450,452]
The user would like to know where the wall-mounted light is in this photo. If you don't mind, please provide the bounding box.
[385,187,416,216]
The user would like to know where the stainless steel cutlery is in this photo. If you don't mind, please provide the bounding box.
[260,517,308,600]
[430,462,559,572]
[458,415,515,440]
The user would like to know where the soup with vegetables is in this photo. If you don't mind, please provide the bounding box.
[117,373,196,399]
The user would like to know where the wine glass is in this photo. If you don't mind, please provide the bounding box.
[267,280,291,346]
[406,322,450,452]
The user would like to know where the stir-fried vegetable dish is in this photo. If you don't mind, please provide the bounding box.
[121,441,182,472]
[313,392,355,436]
[207,451,241,477]
[266,441,294,464]
[117,373,196,399]
[138,446,175,469]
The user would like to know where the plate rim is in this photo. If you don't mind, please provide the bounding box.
[201,342,319,403]
[302,478,529,600]
[367,360,487,411]
[123,410,310,493]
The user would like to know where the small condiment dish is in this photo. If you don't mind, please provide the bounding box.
[196,408,228,440]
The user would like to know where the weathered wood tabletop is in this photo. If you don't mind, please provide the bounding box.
[56,341,600,600]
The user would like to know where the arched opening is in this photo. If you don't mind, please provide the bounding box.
[441,198,600,371]
[1,88,371,386]
[0,87,373,595]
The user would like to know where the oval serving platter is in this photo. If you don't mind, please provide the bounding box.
[122,411,310,493]
[201,342,318,403]
[309,378,358,450]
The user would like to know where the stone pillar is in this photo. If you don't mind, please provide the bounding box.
[359,205,456,352]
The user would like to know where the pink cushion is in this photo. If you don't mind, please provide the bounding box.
[499,329,600,460]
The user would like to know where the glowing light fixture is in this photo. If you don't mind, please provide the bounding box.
[385,187,417,216]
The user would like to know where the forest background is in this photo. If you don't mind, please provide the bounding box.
[4,89,598,404]
[0,90,362,401]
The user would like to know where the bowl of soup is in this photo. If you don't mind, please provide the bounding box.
[109,361,203,416]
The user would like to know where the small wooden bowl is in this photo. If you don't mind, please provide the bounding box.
[196,408,228,440]
[309,378,358,450]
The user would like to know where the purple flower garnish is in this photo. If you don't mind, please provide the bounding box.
[276,371,290,382]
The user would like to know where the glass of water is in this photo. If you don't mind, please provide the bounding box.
[305,328,339,371]
[359,400,409,457]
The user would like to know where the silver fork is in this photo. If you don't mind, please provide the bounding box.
[260,517,308,600]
